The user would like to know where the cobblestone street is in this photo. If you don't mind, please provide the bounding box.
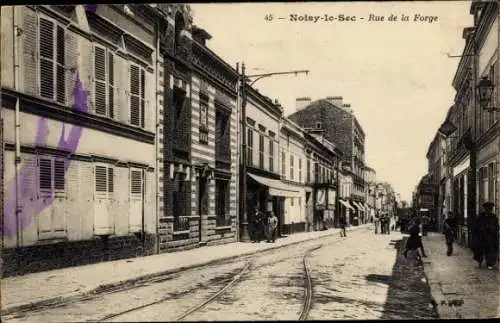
[2,227,439,322]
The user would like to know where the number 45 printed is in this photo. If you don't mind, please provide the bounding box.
[265,14,274,21]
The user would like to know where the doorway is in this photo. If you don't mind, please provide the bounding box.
[198,176,207,243]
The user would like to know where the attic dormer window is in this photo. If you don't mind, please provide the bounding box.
[316,122,322,129]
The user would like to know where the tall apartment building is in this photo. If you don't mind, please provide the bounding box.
[288,96,367,225]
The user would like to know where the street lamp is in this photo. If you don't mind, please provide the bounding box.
[238,63,309,242]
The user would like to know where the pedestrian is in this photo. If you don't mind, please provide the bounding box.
[472,202,499,269]
[266,211,278,243]
[374,213,380,234]
[403,218,427,263]
[339,212,347,237]
[443,212,457,256]
[421,214,430,236]
[251,206,263,243]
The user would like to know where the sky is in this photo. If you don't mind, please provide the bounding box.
[190,1,473,203]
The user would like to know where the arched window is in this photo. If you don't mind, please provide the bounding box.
[175,12,185,50]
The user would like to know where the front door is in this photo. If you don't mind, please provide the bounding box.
[305,192,312,231]
[198,176,207,243]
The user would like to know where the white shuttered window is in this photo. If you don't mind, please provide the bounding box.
[38,157,66,196]
[130,64,146,128]
[39,17,66,104]
[94,44,115,118]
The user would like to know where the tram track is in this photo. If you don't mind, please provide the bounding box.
[94,243,326,322]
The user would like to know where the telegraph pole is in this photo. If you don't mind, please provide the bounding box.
[238,65,309,242]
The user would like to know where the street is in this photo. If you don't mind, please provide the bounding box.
[2,227,438,322]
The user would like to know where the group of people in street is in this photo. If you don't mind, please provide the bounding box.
[440,202,499,269]
[374,213,392,235]
[250,206,278,243]
[404,201,499,270]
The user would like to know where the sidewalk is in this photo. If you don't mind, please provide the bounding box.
[1,224,369,315]
[421,232,500,319]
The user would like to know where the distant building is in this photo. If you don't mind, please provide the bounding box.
[288,96,367,224]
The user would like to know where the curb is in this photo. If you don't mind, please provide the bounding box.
[1,225,370,316]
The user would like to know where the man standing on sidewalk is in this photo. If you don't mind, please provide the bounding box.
[266,211,278,243]
[339,212,347,237]
[472,202,499,269]
[443,212,457,256]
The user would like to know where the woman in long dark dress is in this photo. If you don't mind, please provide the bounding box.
[403,218,427,260]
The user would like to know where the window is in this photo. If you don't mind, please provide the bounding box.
[290,155,294,180]
[199,93,209,128]
[488,162,495,204]
[216,179,230,227]
[316,122,322,129]
[269,140,274,172]
[282,151,286,177]
[259,133,265,168]
[299,158,302,182]
[95,165,114,196]
[39,17,65,104]
[198,177,208,215]
[173,173,188,231]
[307,159,311,182]
[247,128,253,166]
[94,45,114,118]
[489,63,496,126]
[291,198,294,206]
[39,157,66,194]
[130,64,146,127]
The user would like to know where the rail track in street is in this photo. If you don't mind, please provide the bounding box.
[95,243,327,322]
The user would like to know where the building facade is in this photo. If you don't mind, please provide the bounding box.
[279,117,307,234]
[303,129,344,230]
[156,4,239,251]
[289,96,367,226]
[1,5,159,276]
[434,0,500,248]
[241,87,290,238]
[364,166,377,222]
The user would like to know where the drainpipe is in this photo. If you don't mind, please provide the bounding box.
[154,19,160,254]
[235,62,240,239]
[13,6,22,249]
[0,7,3,253]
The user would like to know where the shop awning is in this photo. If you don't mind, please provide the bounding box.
[339,199,355,210]
[248,173,301,198]
[352,201,366,211]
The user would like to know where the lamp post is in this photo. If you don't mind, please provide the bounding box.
[238,63,309,242]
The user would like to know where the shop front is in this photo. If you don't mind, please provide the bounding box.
[247,172,302,237]
[339,199,355,226]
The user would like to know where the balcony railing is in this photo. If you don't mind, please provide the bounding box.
[216,214,232,227]
[174,216,190,232]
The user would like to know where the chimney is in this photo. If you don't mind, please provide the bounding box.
[343,103,353,113]
[296,97,312,111]
[326,96,343,107]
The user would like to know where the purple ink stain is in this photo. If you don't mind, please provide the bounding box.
[3,72,89,238]
[84,5,98,14]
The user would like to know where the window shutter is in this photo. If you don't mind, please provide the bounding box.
[115,56,128,123]
[108,167,114,194]
[140,69,146,128]
[39,17,55,100]
[95,165,107,193]
[120,60,131,124]
[22,8,39,95]
[80,38,94,113]
[108,52,115,119]
[145,70,155,132]
[94,46,107,116]
[54,159,65,191]
[144,170,155,233]
[130,65,140,126]
[39,158,52,191]
[65,31,78,108]
[131,170,142,194]
[56,25,66,104]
